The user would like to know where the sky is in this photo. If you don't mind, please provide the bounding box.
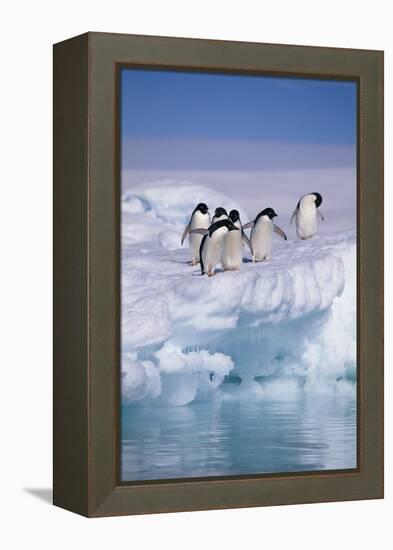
[120,68,357,231]
[121,69,356,146]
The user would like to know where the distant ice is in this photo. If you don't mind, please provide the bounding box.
[122,165,356,234]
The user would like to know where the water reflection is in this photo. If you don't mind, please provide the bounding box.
[121,395,357,481]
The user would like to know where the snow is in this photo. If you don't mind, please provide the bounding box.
[121,180,356,406]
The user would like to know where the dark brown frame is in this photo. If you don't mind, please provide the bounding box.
[53,32,384,517]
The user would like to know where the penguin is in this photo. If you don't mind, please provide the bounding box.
[243,207,287,262]
[212,207,228,223]
[181,203,210,265]
[228,209,242,230]
[221,209,253,271]
[190,219,239,276]
[290,192,324,240]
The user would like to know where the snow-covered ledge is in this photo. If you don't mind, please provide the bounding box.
[121,182,356,406]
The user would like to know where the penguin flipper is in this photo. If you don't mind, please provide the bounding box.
[199,234,208,274]
[273,224,287,240]
[181,223,191,245]
[317,209,325,222]
[242,232,253,255]
[290,201,300,225]
[242,221,254,230]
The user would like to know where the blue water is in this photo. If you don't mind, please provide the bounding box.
[121,394,357,481]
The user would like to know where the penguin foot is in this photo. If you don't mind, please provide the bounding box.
[207,271,215,277]
[191,258,197,266]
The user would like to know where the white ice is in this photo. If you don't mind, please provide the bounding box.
[121,180,356,406]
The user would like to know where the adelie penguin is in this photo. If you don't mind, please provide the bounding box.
[181,202,211,265]
[243,208,287,262]
[290,192,325,240]
[212,207,228,223]
[221,210,253,271]
[190,219,239,276]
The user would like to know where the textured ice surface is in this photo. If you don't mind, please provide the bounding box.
[121,181,356,406]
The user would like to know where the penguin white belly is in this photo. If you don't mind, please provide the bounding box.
[297,205,317,239]
[190,211,210,260]
[202,227,227,273]
[221,230,242,270]
[251,219,273,261]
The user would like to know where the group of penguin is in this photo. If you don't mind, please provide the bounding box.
[181,192,325,276]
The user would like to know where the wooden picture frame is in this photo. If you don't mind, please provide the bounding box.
[53,32,384,517]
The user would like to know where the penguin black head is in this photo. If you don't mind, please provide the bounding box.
[312,193,323,208]
[229,209,240,223]
[209,218,239,236]
[256,207,277,221]
[194,202,209,215]
[214,207,228,218]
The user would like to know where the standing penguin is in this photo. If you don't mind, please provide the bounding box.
[243,208,287,262]
[190,219,239,276]
[212,207,228,223]
[221,210,253,271]
[181,203,210,265]
[290,192,324,240]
